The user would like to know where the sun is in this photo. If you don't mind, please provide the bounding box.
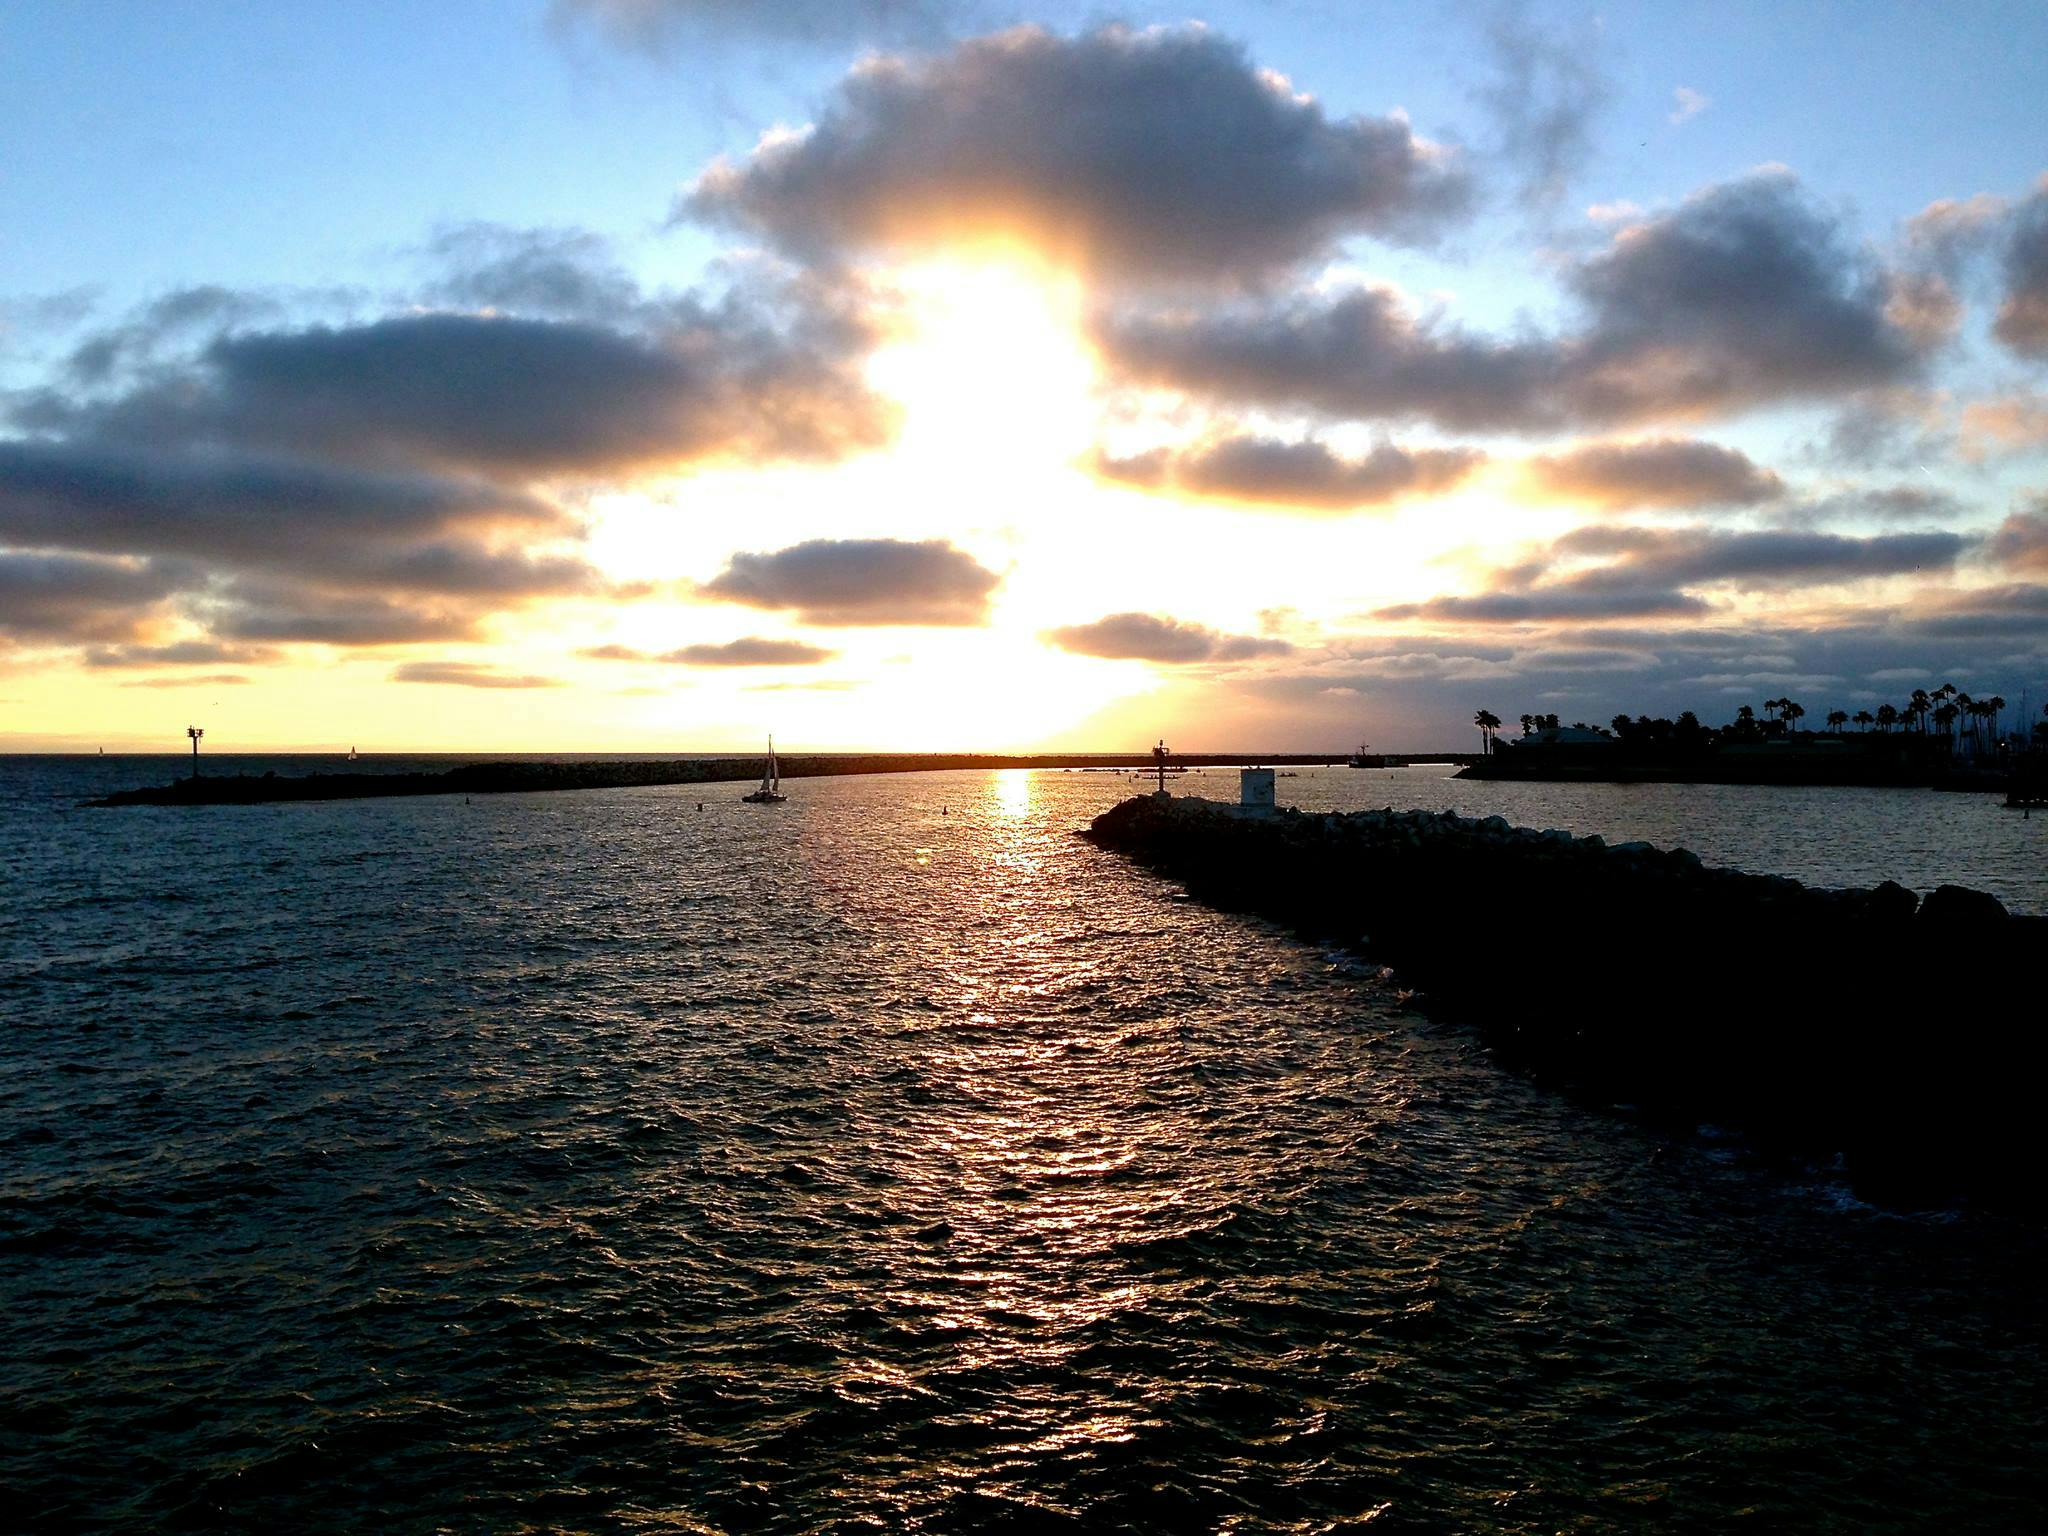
[865,253,1100,477]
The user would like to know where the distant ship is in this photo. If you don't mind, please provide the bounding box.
[742,736,788,803]
[1348,742,1388,768]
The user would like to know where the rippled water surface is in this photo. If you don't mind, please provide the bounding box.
[3,759,2043,1532]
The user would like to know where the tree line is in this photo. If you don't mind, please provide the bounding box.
[1472,687,2048,756]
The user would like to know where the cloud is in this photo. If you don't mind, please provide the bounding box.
[0,439,558,572]
[117,672,249,688]
[420,224,644,322]
[1989,499,2048,573]
[206,586,484,645]
[0,552,185,642]
[390,661,566,688]
[0,254,895,655]
[664,637,836,664]
[581,637,837,665]
[685,24,1471,286]
[552,0,959,52]
[700,537,1000,625]
[83,640,277,669]
[1809,391,1955,469]
[1788,484,1965,527]
[0,438,603,645]
[1550,524,1969,588]
[1669,86,1709,125]
[1961,394,2048,454]
[30,306,887,477]
[1043,611,1294,662]
[1375,588,1709,623]
[1376,526,1970,627]
[1994,181,2048,356]
[61,285,284,387]
[1093,435,1483,510]
[1522,437,1783,509]
[1903,191,2008,278]
[1474,4,1613,209]
[1102,171,1929,431]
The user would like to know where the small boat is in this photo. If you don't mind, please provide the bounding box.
[347,745,359,761]
[742,736,788,803]
[1348,741,1388,769]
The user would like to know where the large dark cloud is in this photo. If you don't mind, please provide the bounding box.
[700,538,1000,625]
[1103,172,1929,430]
[30,306,887,477]
[1995,182,2048,357]
[1523,438,1784,510]
[0,553,185,642]
[0,439,555,571]
[1043,611,1294,663]
[685,24,1470,286]
[0,438,600,650]
[1095,435,1482,511]
[2,242,894,656]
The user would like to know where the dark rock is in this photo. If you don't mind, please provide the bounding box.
[1919,883,2009,926]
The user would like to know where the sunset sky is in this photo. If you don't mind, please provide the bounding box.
[4,0,2047,752]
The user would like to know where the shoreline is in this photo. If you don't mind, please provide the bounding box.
[84,752,1364,807]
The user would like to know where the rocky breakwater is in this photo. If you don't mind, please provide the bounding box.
[1085,794,2046,1208]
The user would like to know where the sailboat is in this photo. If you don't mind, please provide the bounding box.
[742,735,787,803]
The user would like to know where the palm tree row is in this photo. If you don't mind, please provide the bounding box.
[1485,684,2039,755]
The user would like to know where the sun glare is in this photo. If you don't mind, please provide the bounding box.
[867,256,1099,475]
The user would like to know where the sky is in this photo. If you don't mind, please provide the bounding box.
[3,1,2047,753]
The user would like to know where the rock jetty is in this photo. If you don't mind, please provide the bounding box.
[1085,793,2045,1208]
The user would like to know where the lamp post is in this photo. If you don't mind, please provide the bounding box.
[187,726,204,779]
[1152,738,1171,795]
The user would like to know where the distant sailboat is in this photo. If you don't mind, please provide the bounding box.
[742,735,787,803]
[347,745,359,761]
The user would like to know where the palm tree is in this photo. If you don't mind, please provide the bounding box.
[1827,709,1849,734]
[1518,713,1534,737]
[1933,702,1959,744]
[1876,703,1899,734]
[1910,688,1932,733]
[1473,709,1502,754]
[1853,709,1874,731]
[1989,696,2006,746]
[1781,700,1805,733]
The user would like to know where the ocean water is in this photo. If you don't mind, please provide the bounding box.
[2,759,2043,1531]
